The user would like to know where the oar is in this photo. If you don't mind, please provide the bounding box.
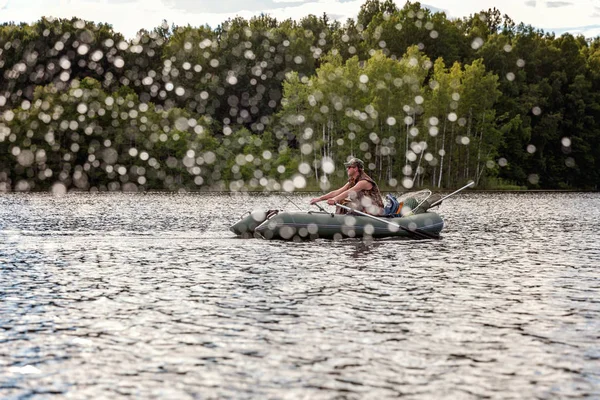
[313,202,328,213]
[335,203,439,240]
[430,181,474,208]
[311,201,335,217]
[283,194,304,211]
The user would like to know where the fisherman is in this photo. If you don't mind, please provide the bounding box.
[309,157,384,215]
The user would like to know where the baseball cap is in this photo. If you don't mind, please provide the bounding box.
[343,158,364,168]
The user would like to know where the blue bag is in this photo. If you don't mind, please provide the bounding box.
[383,194,401,217]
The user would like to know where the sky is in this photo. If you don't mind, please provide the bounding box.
[0,0,599,39]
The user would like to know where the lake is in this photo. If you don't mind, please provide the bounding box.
[1,191,599,398]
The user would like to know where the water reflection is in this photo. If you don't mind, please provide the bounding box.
[0,192,599,398]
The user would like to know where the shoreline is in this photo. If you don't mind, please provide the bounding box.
[0,188,597,195]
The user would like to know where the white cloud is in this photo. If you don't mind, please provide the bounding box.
[1,0,218,38]
[0,0,598,39]
[556,25,600,37]
[425,0,600,31]
[0,0,367,38]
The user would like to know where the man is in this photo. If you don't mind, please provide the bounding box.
[309,158,384,215]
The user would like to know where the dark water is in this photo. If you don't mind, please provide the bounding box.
[1,192,599,399]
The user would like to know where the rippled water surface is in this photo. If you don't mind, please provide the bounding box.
[1,192,599,399]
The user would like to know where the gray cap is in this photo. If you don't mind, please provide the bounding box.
[344,158,364,168]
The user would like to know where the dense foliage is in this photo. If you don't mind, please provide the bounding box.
[1,1,598,192]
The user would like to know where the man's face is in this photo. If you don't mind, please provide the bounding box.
[346,164,359,178]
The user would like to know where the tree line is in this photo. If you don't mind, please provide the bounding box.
[0,0,598,192]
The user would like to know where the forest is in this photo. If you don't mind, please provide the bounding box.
[1,0,599,193]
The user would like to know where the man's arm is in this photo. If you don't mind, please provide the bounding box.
[310,182,351,204]
[327,180,373,205]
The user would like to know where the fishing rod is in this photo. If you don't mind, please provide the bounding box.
[430,181,474,208]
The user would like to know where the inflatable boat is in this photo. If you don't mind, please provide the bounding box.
[230,209,444,240]
[227,186,468,240]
